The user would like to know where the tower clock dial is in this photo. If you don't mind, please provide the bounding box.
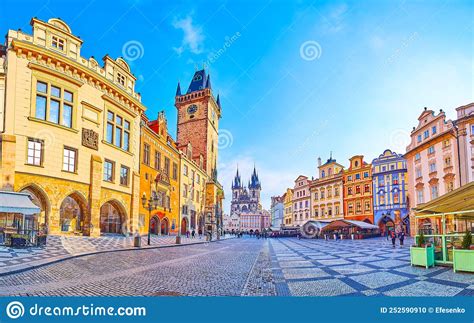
[187,104,198,114]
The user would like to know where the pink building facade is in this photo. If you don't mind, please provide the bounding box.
[292,175,312,226]
[456,103,474,185]
[405,108,460,235]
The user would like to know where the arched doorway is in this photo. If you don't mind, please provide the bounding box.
[161,218,169,235]
[378,216,394,234]
[181,217,188,235]
[20,185,50,233]
[100,201,125,234]
[150,216,160,235]
[60,193,87,233]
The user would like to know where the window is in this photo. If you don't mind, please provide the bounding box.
[355,186,361,194]
[143,144,150,165]
[417,190,424,204]
[305,201,309,207]
[321,189,325,199]
[347,175,352,181]
[314,192,318,200]
[196,173,200,183]
[364,184,370,193]
[321,170,325,178]
[51,35,65,51]
[446,181,454,192]
[444,156,452,167]
[34,81,73,128]
[423,130,429,139]
[106,111,130,151]
[116,73,125,86]
[416,168,422,178]
[348,203,353,214]
[335,205,340,215]
[154,151,161,170]
[380,195,385,205]
[183,164,188,176]
[432,126,437,135]
[430,185,439,199]
[355,173,361,180]
[428,146,435,154]
[415,153,421,161]
[334,186,339,197]
[356,202,361,212]
[429,162,436,173]
[183,184,188,198]
[393,193,399,204]
[364,172,369,178]
[327,188,332,198]
[348,187,353,195]
[364,201,371,211]
[172,162,178,180]
[27,138,43,166]
[164,157,170,175]
[471,124,474,135]
[417,134,422,143]
[103,160,114,182]
[120,165,129,186]
[62,147,77,172]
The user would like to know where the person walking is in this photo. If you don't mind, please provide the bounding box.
[191,229,195,238]
[399,231,405,247]
[390,230,396,248]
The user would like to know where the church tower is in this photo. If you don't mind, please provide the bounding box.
[232,167,243,202]
[175,70,222,177]
[248,166,261,203]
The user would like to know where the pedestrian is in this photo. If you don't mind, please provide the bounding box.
[386,229,389,241]
[390,230,396,248]
[198,228,202,239]
[399,231,405,247]
[191,229,195,238]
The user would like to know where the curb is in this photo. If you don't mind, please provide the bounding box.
[0,236,236,277]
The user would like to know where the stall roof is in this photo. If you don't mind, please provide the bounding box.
[321,219,378,231]
[303,220,331,229]
[413,182,474,215]
[0,191,41,215]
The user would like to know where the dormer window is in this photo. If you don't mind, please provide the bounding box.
[116,73,126,86]
[51,35,65,51]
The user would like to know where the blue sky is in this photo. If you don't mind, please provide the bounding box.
[1,0,473,211]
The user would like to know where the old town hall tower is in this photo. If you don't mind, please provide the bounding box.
[175,70,222,177]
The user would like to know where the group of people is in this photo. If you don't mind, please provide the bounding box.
[184,229,202,239]
[387,228,405,248]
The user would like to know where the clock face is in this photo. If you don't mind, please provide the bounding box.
[187,104,198,114]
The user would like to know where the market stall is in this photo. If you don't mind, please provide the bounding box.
[412,182,474,271]
[320,219,379,239]
[0,191,42,247]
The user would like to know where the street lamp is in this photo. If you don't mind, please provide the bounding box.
[142,192,159,245]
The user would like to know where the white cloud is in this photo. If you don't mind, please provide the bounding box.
[172,15,205,55]
[321,3,348,34]
[218,154,297,213]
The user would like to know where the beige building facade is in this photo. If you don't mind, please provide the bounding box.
[0,18,144,236]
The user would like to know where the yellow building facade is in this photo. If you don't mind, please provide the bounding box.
[0,18,144,236]
[283,188,294,226]
[139,112,180,236]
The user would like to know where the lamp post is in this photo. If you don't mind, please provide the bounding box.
[142,193,158,245]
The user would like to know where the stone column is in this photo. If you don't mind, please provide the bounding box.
[0,134,16,191]
[88,155,102,237]
[130,171,141,235]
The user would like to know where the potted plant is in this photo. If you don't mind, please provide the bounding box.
[410,232,435,268]
[10,233,29,248]
[453,231,474,273]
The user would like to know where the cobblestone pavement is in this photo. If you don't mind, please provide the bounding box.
[270,237,474,296]
[0,238,267,296]
[1,237,472,296]
[0,234,232,275]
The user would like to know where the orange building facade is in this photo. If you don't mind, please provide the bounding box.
[343,155,374,223]
[139,111,180,236]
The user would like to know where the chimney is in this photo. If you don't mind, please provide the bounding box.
[317,157,322,167]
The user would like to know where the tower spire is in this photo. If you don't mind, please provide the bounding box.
[176,81,181,96]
